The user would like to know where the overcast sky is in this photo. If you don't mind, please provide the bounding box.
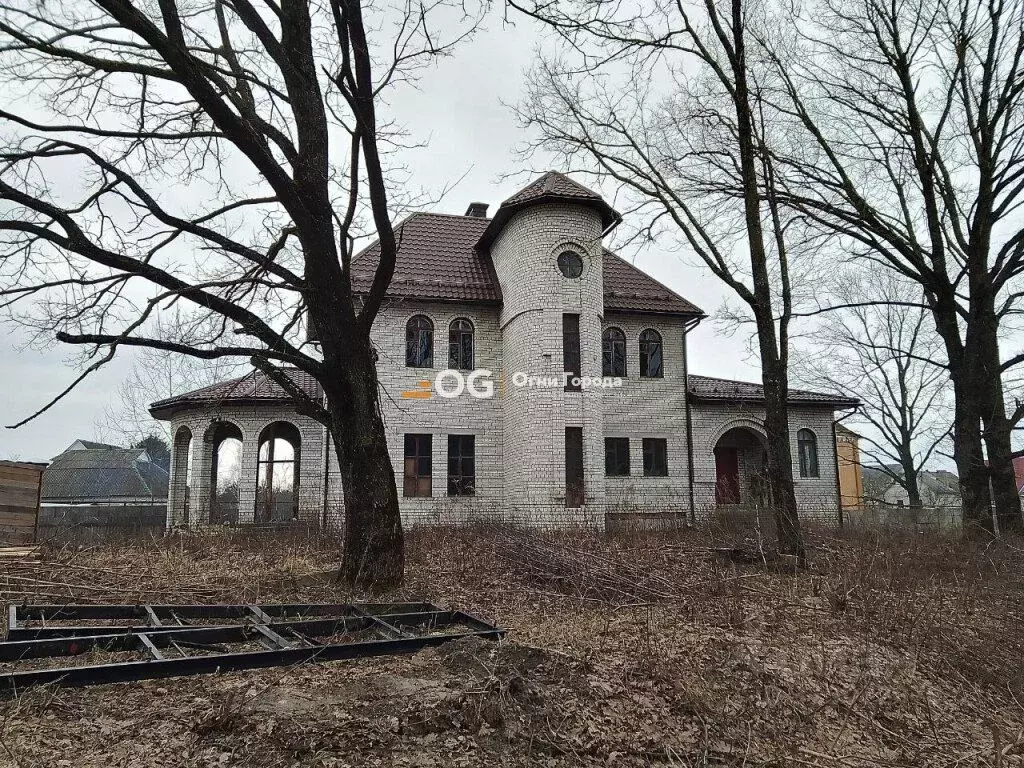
[0,13,760,463]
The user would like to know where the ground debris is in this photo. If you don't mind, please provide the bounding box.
[0,525,1021,766]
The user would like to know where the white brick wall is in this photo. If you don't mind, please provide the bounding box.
[601,313,691,515]
[689,402,841,523]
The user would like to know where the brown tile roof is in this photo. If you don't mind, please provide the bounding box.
[351,212,703,316]
[688,375,859,408]
[149,368,321,416]
[502,170,607,207]
[351,213,500,304]
[477,171,621,248]
[602,251,703,315]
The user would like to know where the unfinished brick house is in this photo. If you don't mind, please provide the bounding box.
[150,171,857,530]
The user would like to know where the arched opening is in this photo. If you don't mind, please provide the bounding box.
[172,426,193,524]
[449,318,474,370]
[256,422,301,523]
[406,315,434,368]
[208,421,243,525]
[713,426,768,506]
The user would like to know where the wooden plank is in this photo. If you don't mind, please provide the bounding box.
[0,477,42,492]
[0,487,41,508]
[0,506,37,520]
[0,466,44,483]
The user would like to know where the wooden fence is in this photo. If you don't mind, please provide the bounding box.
[0,461,45,544]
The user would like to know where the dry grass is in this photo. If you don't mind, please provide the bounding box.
[0,524,1021,766]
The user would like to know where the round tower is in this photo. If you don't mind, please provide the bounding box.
[478,172,620,525]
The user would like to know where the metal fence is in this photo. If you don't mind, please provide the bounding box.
[37,505,166,544]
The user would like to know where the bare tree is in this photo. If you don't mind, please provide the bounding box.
[97,335,242,446]
[509,0,816,561]
[764,0,1024,531]
[796,273,952,511]
[0,0,482,587]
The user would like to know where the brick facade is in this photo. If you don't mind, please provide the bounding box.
[156,174,851,531]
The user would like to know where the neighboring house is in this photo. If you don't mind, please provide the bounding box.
[41,441,169,507]
[835,424,864,511]
[862,465,961,508]
[150,171,857,530]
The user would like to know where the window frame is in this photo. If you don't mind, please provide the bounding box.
[403,433,433,497]
[563,313,582,391]
[448,318,475,371]
[642,438,668,477]
[405,315,434,369]
[602,326,627,377]
[797,428,819,478]
[447,434,476,496]
[639,329,664,378]
[557,250,585,279]
[604,437,631,477]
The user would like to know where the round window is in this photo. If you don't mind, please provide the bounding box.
[557,250,585,279]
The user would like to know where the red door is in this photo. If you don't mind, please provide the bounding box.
[714,447,741,504]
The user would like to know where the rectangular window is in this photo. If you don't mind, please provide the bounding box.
[605,437,631,476]
[447,435,476,496]
[643,438,668,476]
[403,433,432,497]
[565,427,585,507]
[563,313,581,391]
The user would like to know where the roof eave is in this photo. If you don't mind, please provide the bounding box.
[149,396,298,420]
[689,394,860,409]
[477,195,621,250]
[604,306,708,319]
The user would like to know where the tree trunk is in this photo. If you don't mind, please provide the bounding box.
[762,353,805,565]
[326,335,404,590]
[902,460,923,512]
[976,319,1022,533]
[950,366,993,533]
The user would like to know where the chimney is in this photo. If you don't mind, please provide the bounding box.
[465,202,489,218]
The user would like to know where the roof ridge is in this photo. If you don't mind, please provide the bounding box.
[414,211,493,222]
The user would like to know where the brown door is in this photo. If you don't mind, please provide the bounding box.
[565,427,585,507]
[714,447,741,504]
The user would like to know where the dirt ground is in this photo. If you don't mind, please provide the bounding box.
[0,525,1021,767]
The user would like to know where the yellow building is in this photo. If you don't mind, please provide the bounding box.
[835,424,864,511]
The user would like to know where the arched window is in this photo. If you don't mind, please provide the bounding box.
[797,429,819,478]
[208,421,242,525]
[602,327,627,377]
[639,329,663,378]
[256,422,301,523]
[172,426,193,525]
[449,318,474,370]
[406,315,434,368]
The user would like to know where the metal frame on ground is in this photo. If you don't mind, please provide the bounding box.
[0,602,504,692]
